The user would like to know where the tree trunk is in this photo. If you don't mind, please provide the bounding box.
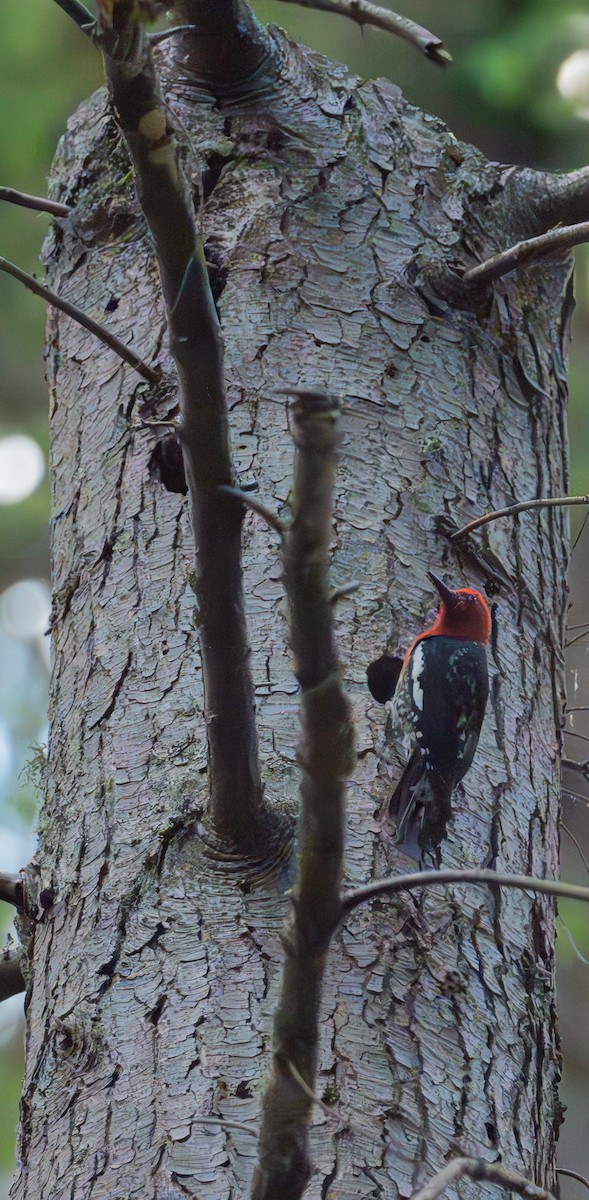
[13,25,571,1200]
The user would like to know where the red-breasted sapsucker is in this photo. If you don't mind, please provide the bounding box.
[367,572,491,860]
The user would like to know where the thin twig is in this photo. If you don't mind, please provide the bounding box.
[0,873,24,909]
[0,258,159,386]
[562,758,589,778]
[562,786,589,807]
[218,484,285,536]
[573,507,589,550]
[561,821,589,880]
[559,918,589,965]
[329,581,360,604]
[52,0,96,34]
[410,1156,558,1200]
[451,494,589,541]
[0,187,73,218]
[567,704,589,711]
[566,629,589,649]
[341,867,589,920]
[557,1169,589,1193]
[193,1116,258,1136]
[463,221,589,287]
[565,730,589,744]
[275,0,450,63]
[286,1059,336,1117]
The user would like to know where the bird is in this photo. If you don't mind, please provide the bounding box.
[367,572,491,861]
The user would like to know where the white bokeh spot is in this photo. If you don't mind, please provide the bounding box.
[557,50,589,118]
[0,580,51,639]
[0,435,45,505]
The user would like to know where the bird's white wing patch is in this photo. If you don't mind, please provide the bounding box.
[410,642,425,711]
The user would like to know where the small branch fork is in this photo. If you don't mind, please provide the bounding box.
[0,187,73,218]
[53,0,449,64]
[411,1157,558,1200]
[450,494,589,541]
[274,0,450,63]
[463,221,589,288]
[251,393,355,1200]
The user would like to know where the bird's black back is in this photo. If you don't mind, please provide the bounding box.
[410,635,488,785]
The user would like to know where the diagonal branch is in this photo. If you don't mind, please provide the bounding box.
[218,484,286,537]
[252,392,355,1200]
[410,1156,558,1200]
[557,1170,589,1193]
[52,0,96,34]
[464,222,589,288]
[275,0,450,63]
[97,0,271,852]
[451,494,589,541]
[0,257,159,385]
[562,758,589,781]
[0,187,73,218]
[341,867,589,920]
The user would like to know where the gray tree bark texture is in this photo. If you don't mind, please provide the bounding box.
[12,25,572,1200]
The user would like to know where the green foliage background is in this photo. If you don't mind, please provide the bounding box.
[0,2,588,1194]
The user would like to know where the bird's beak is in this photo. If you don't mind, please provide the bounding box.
[427,571,458,607]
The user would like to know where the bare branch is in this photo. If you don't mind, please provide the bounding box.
[562,758,589,779]
[557,1169,589,1193]
[97,0,272,852]
[0,946,25,1003]
[252,392,355,1200]
[52,0,96,34]
[329,580,360,604]
[341,867,589,919]
[0,873,25,909]
[194,1116,258,1136]
[451,494,589,541]
[218,484,286,537]
[464,222,589,288]
[286,1059,335,1117]
[410,1157,558,1200]
[0,187,73,218]
[560,821,589,879]
[0,257,159,386]
[275,0,450,63]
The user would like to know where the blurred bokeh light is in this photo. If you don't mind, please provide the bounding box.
[0,437,45,506]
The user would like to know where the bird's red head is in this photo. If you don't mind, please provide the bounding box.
[426,572,491,644]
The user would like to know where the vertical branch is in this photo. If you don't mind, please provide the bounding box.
[96,1,267,852]
[251,392,355,1200]
[169,1,277,94]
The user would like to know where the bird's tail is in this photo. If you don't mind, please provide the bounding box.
[389,752,453,861]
